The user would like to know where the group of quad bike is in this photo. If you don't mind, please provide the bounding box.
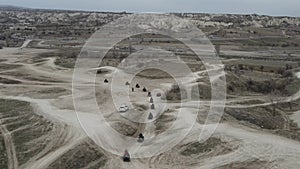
[123,133,145,162]
[103,82,158,162]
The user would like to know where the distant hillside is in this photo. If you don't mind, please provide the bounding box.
[0,6,299,29]
[0,5,28,11]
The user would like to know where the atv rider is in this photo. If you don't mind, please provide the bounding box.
[138,133,144,142]
[123,150,131,162]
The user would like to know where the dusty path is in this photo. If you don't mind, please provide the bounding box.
[0,117,18,169]
[202,123,300,168]
[20,39,32,49]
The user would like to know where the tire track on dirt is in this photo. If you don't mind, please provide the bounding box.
[0,117,18,169]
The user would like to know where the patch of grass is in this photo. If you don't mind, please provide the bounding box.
[32,58,49,64]
[111,122,137,136]
[88,160,107,169]
[163,84,187,102]
[285,79,300,96]
[54,48,80,68]
[181,137,224,156]
[0,99,31,117]
[136,69,172,79]
[274,130,300,142]
[0,63,21,71]
[226,71,298,96]
[225,107,285,130]
[132,103,148,111]
[224,59,297,69]
[0,135,8,169]
[235,100,264,105]
[1,71,62,83]
[214,37,298,49]
[218,159,270,169]
[48,139,107,169]
[37,87,67,94]
[0,77,21,84]
[154,113,176,134]
[192,84,211,100]
[27,87,71,99]
[0,99,53,165]
[24,76,62,83]
[13,122,52,165]
[277,98,300,112]
[186,62,206,72]
[33,48,79,68]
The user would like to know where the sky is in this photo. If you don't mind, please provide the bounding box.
[1,0,299,17]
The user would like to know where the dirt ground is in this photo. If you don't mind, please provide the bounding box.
[0,34,300,169]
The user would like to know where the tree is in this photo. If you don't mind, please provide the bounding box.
[260,65,264,72]
[288,101,292,110]
[249,66,254,72]
[228,85,234,92]
[247,78,254,84]
[285,64,291,70]
[215,44,221,56]
[246,78,254,91]
[283,70,293,78]
[238,64,244,70]
[269,90,282,116]
[277,68,284,75]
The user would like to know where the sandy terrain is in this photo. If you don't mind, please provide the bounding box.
[0,26,300,168]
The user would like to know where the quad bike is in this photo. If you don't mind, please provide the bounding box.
[123,150,131,162]
[137,133,144,143]
[148,113,153,120]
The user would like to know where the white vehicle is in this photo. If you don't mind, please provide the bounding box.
[119,104,129,113]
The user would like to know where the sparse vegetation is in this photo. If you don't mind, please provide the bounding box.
[219,159,270,169]
[181,137,227,156]
[47,139,107,169]
[275,130,300,142]
[225,107,285,130]
[0,77,21,84]
[1,71,62,83]
[0,136,7,169]
[54,49,80,68]
[136,69,172,79]
[226,71,300,96]
[0,99,53,165]
[0,63,21,71]
[154,113,176,134]
[163,84,187,102]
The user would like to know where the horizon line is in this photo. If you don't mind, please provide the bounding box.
[0,4,299,18]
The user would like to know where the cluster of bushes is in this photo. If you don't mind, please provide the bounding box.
[225,63,295,76]
[164,84,187,101]
[245,78,288,94]
[54,48,80,68]
[226,71,299,96]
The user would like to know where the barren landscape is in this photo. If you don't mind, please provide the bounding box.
[0,6,300,169]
